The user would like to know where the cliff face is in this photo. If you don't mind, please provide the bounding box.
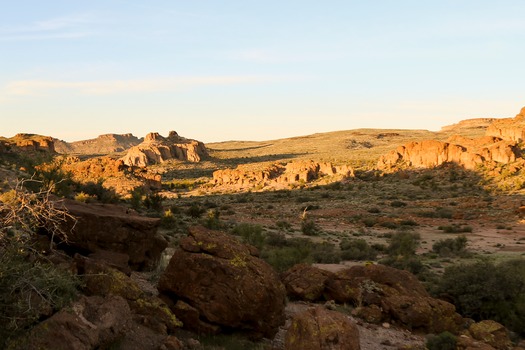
[378,107,525,171]
[120,131,208,167]
[486,107,525,143]
[8,133,56,153]
[54,133,141,155]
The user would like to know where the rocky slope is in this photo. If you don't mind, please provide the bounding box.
[0,133,56,153]
[121,131,208,167]
[378,107,524,171]
[54,133,142,155]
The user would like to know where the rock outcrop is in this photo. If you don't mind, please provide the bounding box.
[54,133,141,155]
[0,133,55,154]
[323,264,463,334]
[441,118,497,133]
[58,199,167,271]
[486,107,525,143]
[212,160,353,189]
[121,131,207,167]
[57,155,162,196]
[377,137,519,171]
[158,226,286,338]
[284,306,361,350]
[281,264,334,302]
[16,295,132,350]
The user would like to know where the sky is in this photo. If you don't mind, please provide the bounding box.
[1,1,524,142]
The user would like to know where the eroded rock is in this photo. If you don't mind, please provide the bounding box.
[158,226,286,338]
[284,306,361,350]
[281,263,334,302]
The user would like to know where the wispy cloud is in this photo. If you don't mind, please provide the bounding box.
[0,14,95,41]
[3,75,293,96]
[225,48,344,64]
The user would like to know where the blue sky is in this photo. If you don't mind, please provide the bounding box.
[1,1,524,142]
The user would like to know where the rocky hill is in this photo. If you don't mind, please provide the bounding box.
[54,133,142,155]
[121,131,208,167]
[0,133,56,153]
[377,107,524,172]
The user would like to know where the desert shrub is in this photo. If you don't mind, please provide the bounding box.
[77,180,118,203]
[143,193,164,212]
[276,220,292,231]
[436,259,525,336]
[197,333,265,350]
[387,232,420,256]
[400,219,418,226]
[265,231,287,247]
[186,204,205,218]
[432,235,468,257]
[340,238,378,261]
[301,218,320,236]
[390,200,407,207]
[160,209,177,228]
[28,160,75,198]
[310,242,341,264]
[262,245,312,272]
[367,207,381,214]
[379,221,399,230]
[74,191,93,203]
[0,244,79,346]
[231,223,265,249]
[438,224,473,233]
[203,209,222,229]
[426,331,457,350]
[362,217,377,227]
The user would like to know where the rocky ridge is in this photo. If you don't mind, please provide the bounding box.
[378,107,525,171]
[121,131,208,167]
[212,160,354,190]
[54,133,142,155]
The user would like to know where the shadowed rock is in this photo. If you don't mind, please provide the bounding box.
[158,226,286,338]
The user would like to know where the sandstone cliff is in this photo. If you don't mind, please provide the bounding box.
[212,160,353,190]
[121,131,208,167]
[377,137,519,171]
[54,133,141,155]
[486,106,525,142]
[440,118,497,133]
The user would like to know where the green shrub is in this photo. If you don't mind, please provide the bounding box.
[387,232,420,256]
[311,242,341,264]
[0,244,79,346]
[390,200,407,207]
[432,235,467,257]
[301,218,320,236]
[426,331,457,350]
[203,209,222,229]
[231,223,265,249]
[340,238,378,261]
[438,225,473,233]
[186,204,205,218]
[261,245,312,272]
[436,259,525,336]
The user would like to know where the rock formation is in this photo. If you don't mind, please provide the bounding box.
[282,264,463,334]
[281,264,334,302]
[121,131,207,167]
[54,133,141,155]
[377,137,519,171]
[158,226,286,338]
[0,133,55,153]
[57,199,167,270]
[440,118,497,133]
[212,160,353,189]
[284,306,361,350]
[486,107,525,142]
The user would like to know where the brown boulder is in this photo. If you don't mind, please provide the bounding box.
[324,264,429,304]
[281,264,334,302]
[15,295,132,350]
[158,226,286,338]
[284,306,360,350]
[457,335,497,350]
[324,264,462,334]
[467,320,512,350]
[59,199,167,270]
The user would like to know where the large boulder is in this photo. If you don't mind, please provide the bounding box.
[158,226,286,338]
[13,295,132,350]
[281,263,334,302]
[467,320,512,350]
[58,199,167,270]
[324,264,463,334]
[486,107,525,143]
[284,306,360,350]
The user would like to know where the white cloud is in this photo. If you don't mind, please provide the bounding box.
[0,14,95,41]
[2,76,291,96]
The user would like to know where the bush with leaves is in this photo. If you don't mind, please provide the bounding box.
[426,331,457,350]
[381,231,426,275]
[340,238,378,261]
[432,235,468,257]
[436,259,525,336]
